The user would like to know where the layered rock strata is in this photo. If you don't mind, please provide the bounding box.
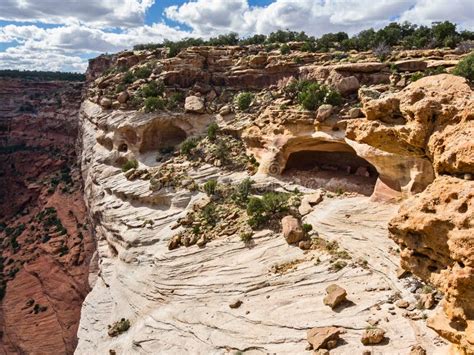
[0,78,95,354]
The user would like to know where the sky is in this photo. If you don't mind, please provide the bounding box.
[0,0,473,73]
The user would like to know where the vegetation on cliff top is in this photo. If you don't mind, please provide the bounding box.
[0,69,85,81]
[133,21,474,57]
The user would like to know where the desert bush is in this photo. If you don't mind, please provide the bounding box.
[373,42,392,61]
[203,179,218,196]
[180,137,198,156]
[144,97,165,113]
[207,122,219,142]
[302,223,313,235]
[202,203,218,226]
[141,80,164,97]
[121,159,138,172]
[232,178,254,205]
[453,52,474,81]
[261,192,289,213]
[122,71,135,84]
[280,44,291,55]
[236,92,253,111]
[134,66,152,79]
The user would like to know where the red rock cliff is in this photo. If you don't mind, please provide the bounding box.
[0,78,95,354]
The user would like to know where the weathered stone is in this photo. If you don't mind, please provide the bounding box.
[281,216,304,244]
[395,299,409,309]
[229,299,242,309]
[410,345,427,355]
[316,104,333,122]
[306,326,341,350]
[299,240,312,250]
[323,284,347,309]
[361,328,385,345]
[168,235,181,250]
[185,96,205,113]
[348,107,363,118]
[100,97,112,109]
[117,91,129,103]
[395,60,427,72]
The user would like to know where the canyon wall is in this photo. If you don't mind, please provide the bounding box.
[76,44,472,354]
[0,79,95,354]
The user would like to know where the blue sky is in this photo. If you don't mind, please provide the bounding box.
[0,0,473,72]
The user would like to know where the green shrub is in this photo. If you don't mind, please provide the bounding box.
[180,137,198,156]
[141,81,165,97]
[280,44,291,55]
[134,66,152,79]
[302,223,313,235]
[236,92,253,111]
[294,80,342,111]
[410,71,424,82]
[214,141,229,162]
[240,231,253,243]
[122,71,135,84]
[166,92,184,109]
[144,97,165,113]
[261,192,289,213]
[121,159,138,172]
[202,203,218,226]
[298,82,327,111]
[232,178,254,205]
[207,122,219,142]
[203,179,218,196]
[453,52,474,81]
[325,90,342,106]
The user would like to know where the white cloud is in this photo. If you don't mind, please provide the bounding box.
[400,0,474,30]
[0,22,191,72]
[0,0,155,28]
[164,0,474,37]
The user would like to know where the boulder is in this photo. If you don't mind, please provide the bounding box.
[316,104,333,122]
[298,191,323,216]
[229,299,242,309]
[330,73,360,95]
[395,60,427,72]
[100,97,112,109]
[418,292,435,309]
[185,96,205,113]
[361,328,385,345]
[323,284,347,309]
[410,345,427,355]
[168,235,181,250]
[281,216,304,244]
[117,91,129,103]
[306,326,341,350]
[348,107,363,118]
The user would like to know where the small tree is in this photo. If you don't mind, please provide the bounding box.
[453,52,474,82]
[236,92,253,111]
[203,179,218,196]
[144,97,165,112]
[280,44,291,55]
[180,137,198,156]
[207,122,219,142]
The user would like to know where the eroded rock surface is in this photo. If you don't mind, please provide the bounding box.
[75,45,471,354]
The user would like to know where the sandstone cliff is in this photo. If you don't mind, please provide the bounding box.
[75,44,472,354]
[0,79,95,354]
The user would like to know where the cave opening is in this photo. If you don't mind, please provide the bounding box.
[282,147,379,196]
[140,123,187,153]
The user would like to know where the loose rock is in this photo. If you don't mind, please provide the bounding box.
[323,284,347,309]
